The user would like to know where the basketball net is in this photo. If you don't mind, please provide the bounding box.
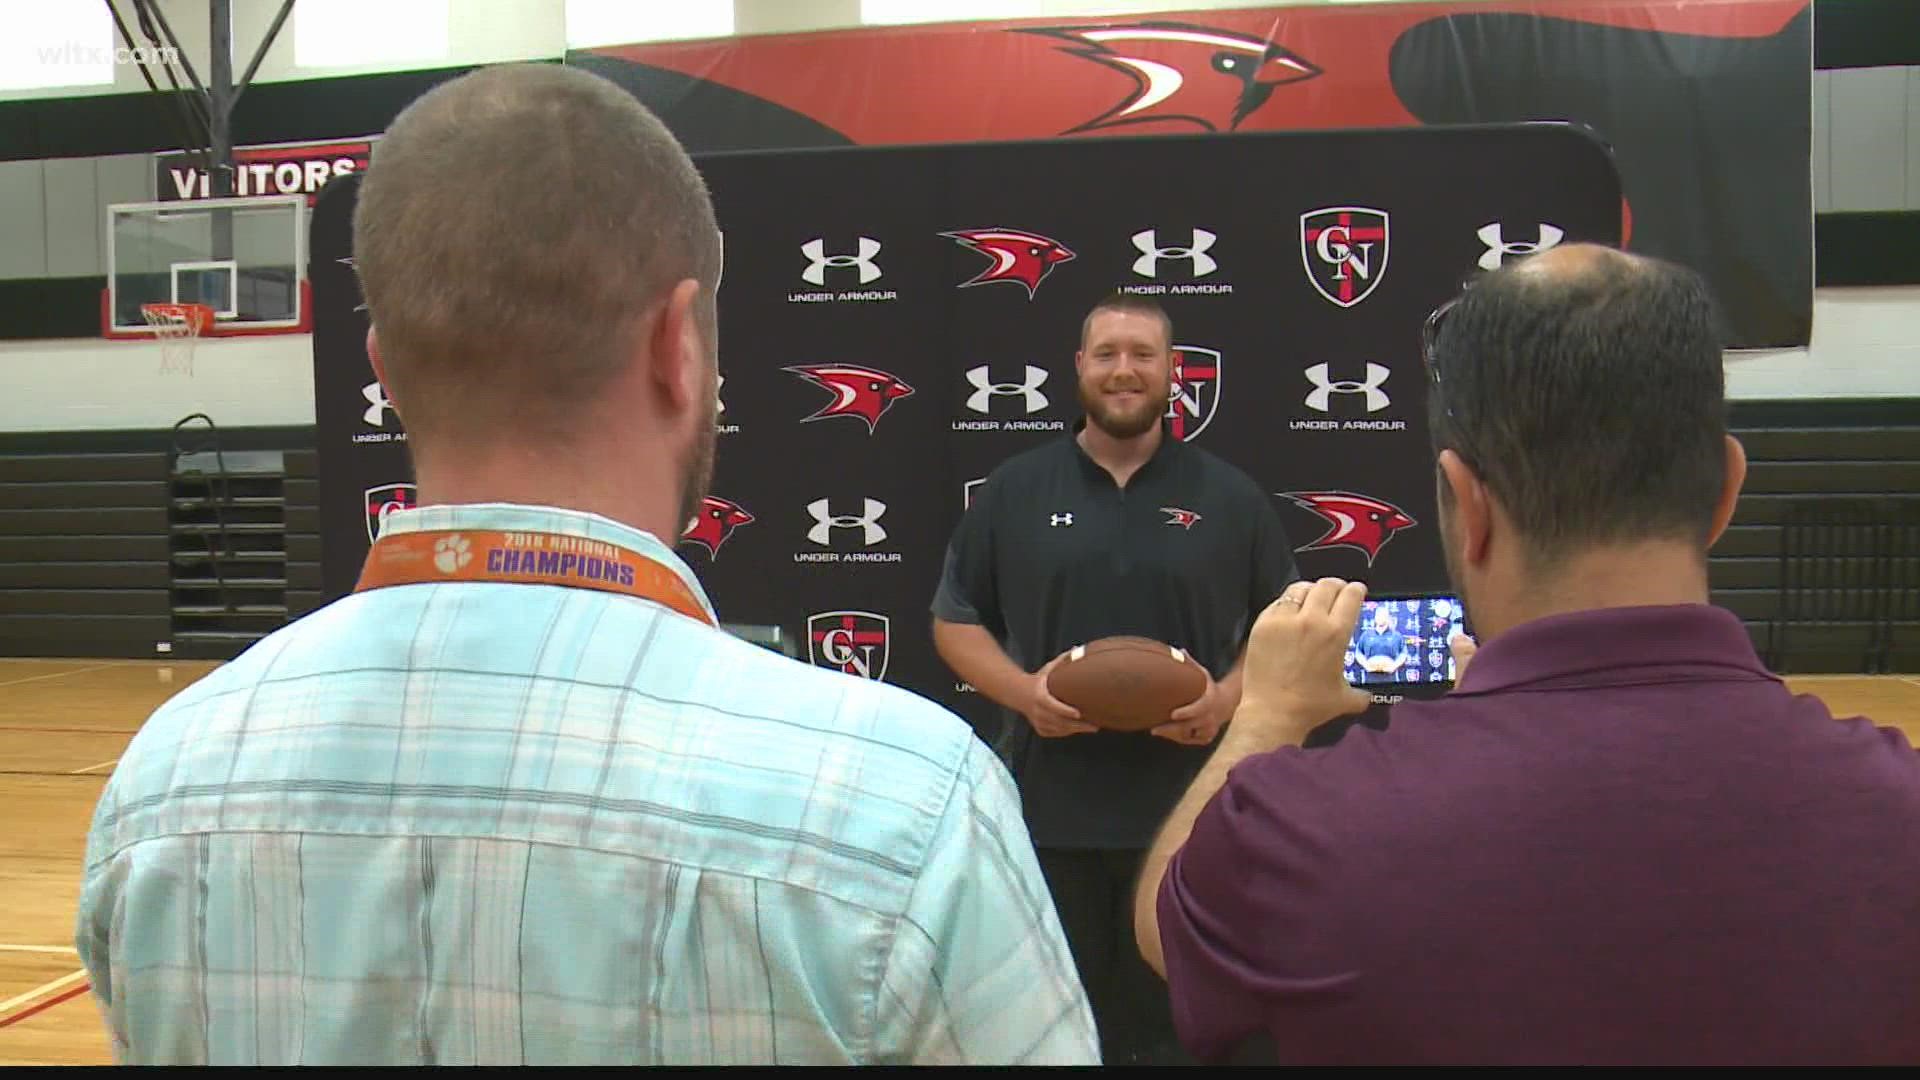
[142,303,212,377]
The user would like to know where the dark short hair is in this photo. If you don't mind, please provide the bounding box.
[354,63,721,446]
[1081,291,1172,349]
[1425,247,1728,563]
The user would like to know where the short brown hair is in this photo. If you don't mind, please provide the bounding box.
[353,62,720,445]
[1428,245,1730,565]
[1080,291,1172,349]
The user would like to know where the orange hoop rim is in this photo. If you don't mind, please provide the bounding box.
[140,302,216,335]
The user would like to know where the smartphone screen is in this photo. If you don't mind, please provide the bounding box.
[1345,594,1467,686]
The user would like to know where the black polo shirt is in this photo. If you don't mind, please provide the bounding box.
[932,418,1298,849]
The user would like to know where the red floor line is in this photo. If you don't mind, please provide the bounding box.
[0,983,91,1029]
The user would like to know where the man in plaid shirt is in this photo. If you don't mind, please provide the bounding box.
[76,63,1096,1067]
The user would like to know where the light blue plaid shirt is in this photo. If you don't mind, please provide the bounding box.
[77,502,1098,1065]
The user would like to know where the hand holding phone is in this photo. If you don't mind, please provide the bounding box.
[1345,593,1469,687]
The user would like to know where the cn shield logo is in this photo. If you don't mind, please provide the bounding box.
[365,483,416,542]
[808,610,891,681]
[964,477,985,510]
[1021,22,1321,135]
[785,364,915,433]
[942,228,1075,298]
[682,496,754,558]
[806,498,887,546]
[1132,228,1217,279]
[965,365,1049,414]
[800,237,882,285]
[1281,491,1417,566]
[1304,362,1390,413]
[1166,345,1222,442]
[1478,222,1564,270]
[1301,207,1389,308]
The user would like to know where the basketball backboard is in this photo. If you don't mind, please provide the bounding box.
[101,194,309,338]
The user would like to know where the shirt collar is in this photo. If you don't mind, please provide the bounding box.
[1452,603,1779,695]
[374,501,718,623]
[1069,416,1182,481]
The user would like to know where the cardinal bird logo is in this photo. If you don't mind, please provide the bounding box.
[941,228,1076,299]
[681,496,754,558]
[1282,491,1417,566]
[337,256,370,312]
[1023,21,1321,134]
[1161,506,1202,530]
[784,364,916,433]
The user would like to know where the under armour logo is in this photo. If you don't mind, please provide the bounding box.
[964,365,1049,414]
[1050,512,1074,527]
[1303,362,1391,413]
[1477,222,1564,270]
[1131,228,1217,278]
[806,498,888,546]
[801,237,882,285]
[362,381,393,426]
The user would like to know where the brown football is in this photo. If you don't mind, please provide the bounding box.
[1045,636,1209,733]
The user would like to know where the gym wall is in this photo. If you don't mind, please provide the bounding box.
[0,0,1913,668]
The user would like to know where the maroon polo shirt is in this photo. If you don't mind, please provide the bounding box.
[1158,603,1920,1065]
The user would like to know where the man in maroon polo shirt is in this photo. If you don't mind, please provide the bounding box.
[1135,244,1920,1065]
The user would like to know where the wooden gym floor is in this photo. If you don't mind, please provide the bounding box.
[2,659,1918,1065]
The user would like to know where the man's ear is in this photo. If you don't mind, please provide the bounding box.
[365,327,397,420]
[1438,449,1493,566]
[1706,435,1748,549]
[647,279,704,413]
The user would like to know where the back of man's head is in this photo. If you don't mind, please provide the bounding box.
[353,63,720,447]
[1426,244,1730,567]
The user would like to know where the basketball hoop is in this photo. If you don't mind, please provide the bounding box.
[142,303,214,377]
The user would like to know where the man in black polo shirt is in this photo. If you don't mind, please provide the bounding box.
[931,292,1297,1064]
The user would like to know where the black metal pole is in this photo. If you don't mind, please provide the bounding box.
[209,0,234,261]
[138,0,206,95]
[234,0,297,104]
[106,0,210,180]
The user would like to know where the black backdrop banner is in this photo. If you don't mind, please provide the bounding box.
[313,123,1622,738]
[569,0,1808,350]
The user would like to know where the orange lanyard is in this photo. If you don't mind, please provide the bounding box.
[355,529,715,628]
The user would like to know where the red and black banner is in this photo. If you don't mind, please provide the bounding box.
[157,138,376,203]
[312,122,1622,742]
[566,0,1811,349]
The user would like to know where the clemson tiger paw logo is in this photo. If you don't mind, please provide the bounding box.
[433,534,472,574]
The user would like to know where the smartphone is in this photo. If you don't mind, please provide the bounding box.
[1344,592,1469,687]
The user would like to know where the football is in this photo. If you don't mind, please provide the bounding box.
[1045,636,1209,733]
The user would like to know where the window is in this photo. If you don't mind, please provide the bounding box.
[567,0,734,47]
[295,0,450,69]
[0,3,116,92]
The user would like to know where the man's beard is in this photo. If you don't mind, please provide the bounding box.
[676,363,719,539]
[1079,375,1166,440]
